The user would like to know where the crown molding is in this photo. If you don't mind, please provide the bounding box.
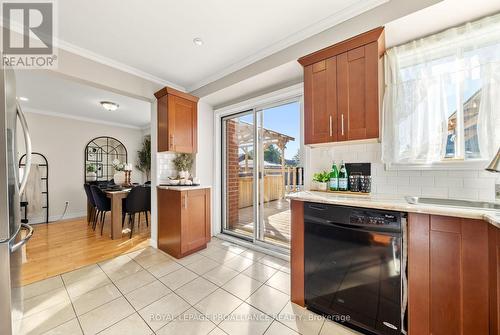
[0,20,186,92]
[187,0,389,92]
[54,39,186,91]
[24,107,149,130]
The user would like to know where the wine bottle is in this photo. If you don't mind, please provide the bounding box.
[338,161,348,191]
[329,162,339,191]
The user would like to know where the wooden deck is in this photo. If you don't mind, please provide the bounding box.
[230,198,291,247]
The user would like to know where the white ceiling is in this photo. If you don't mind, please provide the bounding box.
[15,71,151,128]
[53,0,387,91]
[204,0,500,108]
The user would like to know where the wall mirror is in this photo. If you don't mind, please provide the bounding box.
[84,136,127,182]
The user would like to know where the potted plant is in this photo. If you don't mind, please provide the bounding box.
[136,136,151,181]
[312,171,330,191]
[86,164,97,181]
[173,153,193,180]
[112,159,126,185]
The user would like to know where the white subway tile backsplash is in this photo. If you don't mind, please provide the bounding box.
[388,176,410,185]
[448,170,478,178]
[463,178,494,189]
[309,141,495,201]
[397,170,421,177]
[396,185,422,196]
[421,186,448,197]
[435,177,463,188]
[448,188,479,200]
[421,170,447,177]
[479,187,495,201]
[409,176,434,186]
[377,184,397,195]
[157,152,177,183]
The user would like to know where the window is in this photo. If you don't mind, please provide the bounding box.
[382,14,500,166]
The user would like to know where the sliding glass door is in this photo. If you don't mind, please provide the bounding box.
[222,100,302,250]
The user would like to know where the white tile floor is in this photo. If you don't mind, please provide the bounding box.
[19,237,360,335]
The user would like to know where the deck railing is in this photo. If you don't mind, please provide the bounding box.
[238,166,303,208]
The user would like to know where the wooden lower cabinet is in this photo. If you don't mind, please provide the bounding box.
[290,199,305,306]
[157,188,211,258]
[489,224,500,335]
[408,214,491,335]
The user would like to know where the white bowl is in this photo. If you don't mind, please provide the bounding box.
[169,179,180,185]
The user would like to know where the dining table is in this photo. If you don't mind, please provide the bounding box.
[86,188,131,240]
[104,188,131,239]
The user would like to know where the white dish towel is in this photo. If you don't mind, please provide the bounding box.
[22,164,43,216]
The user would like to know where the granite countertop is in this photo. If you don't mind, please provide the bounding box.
[157,185,211,191]
[286,191,500,228]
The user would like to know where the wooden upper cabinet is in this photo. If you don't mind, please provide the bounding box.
[304,58,337,144]
[337,42,379,141]
[154,87,199,153]
[299,27,384,145]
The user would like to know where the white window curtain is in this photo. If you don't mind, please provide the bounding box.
[382,14,500,165]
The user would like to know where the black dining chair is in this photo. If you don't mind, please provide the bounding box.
[83,184,97,228]
[122,186,149,238]
[90,185,112,235]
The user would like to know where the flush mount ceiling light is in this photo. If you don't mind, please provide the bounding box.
[100,101,119,111]
[193,37,203,46]
[17,96,29,102]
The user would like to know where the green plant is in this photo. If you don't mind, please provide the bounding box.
[136,136,151,180]
[112,159,125,171]
[313,171,330,183]
[173,153,194,172]
[86,164,96,173]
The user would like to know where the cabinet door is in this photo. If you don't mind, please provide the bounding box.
[157,189,182,257]
[157,95,169,152]
[304,57,337,144]
[408,214,489,335]
[181,189,210,254]
[168,95,197,153]
[337,42,379,141]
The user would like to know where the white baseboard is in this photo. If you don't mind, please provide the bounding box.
[28,211,87,225]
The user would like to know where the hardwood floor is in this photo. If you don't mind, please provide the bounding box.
[21,215,150,285]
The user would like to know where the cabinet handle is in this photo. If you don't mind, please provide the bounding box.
[184,194,188,209]
[329,115,333,137]
[169,134,175,149]
[341,114,345,136]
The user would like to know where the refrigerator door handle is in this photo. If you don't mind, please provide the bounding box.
[9,223,34,253]
[17,102,32,196]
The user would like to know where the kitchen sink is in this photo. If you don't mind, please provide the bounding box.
[405,196,500,210]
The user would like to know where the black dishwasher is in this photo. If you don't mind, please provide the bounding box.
[304,202,407,335]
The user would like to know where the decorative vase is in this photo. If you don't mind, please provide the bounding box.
[312,181,327,191]
[113,171,126,186]
[179,170,190,179]
[86,171,97,182]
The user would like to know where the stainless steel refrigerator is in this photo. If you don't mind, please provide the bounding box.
[0,66,34,335]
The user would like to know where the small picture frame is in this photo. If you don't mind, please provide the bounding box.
[96,163,104,178]
[86,146,102,162]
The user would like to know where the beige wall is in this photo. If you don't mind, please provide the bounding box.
[17,112,145,223]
